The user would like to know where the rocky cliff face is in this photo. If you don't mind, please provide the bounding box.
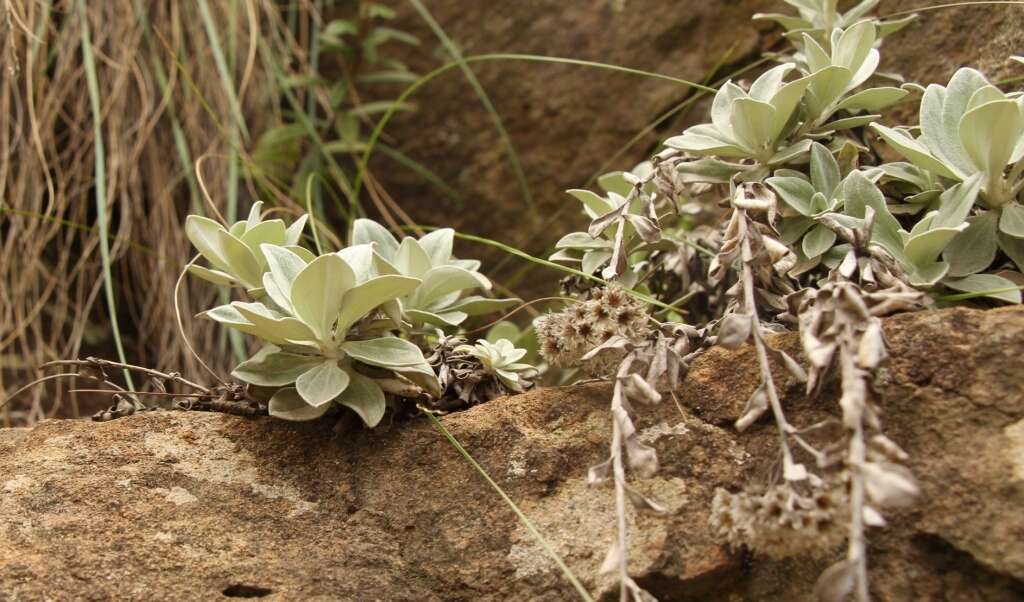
[1,306,1023,601]
[358,0,1024,297]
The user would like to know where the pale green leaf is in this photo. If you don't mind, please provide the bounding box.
[187,264,237,287]
[335,371,386,427]
[352,218,400,260]
[943,211,999,276]
[285,214,309,246]
[239,220,287,266]
[185,215,232,273]
[568,189,615,219]
[233,301,317,345]
[769,74,813,139]
[767,176,815,216]
[731,97,776,152]
[412,265,488,307]
[394,237,433,277]
[930,174,981,230]
[342,336,429,369]
[418,228,455,265]
[1000,203,1024,238]
[217,230,262,288]
[336,275,421,333]
[262,244,308,300]
[231,346,323,386]
[291,254,356,340]
[445,295,520,316]
[835,87,908,112]
[959,99,1022,178]
[295,360,350,407]
[810,142,840,197]
[870,124,959,179]
[944,273,1022,303]
[802,224,837,258]
[269,387,331,421]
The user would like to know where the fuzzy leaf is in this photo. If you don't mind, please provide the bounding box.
[291,254,356,340]
[944,273,1022,303]
[336,275,421,334]
[943,211,999,277]
[999,203,1024,238]
[342,337,429,369]
[803,224,837,258]
[335,371,386,427]
[352,218,400,260]
[835,86,908,112]
[870,124,959,179]
[268,387,331,421]
[295,359,350,407]
[232,346,323,386]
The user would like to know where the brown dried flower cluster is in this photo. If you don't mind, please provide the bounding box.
[710,482,849,560]
[536,286,652,375]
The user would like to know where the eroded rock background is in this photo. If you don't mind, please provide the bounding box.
[2,306,1023,601]
[361,0,1024,297]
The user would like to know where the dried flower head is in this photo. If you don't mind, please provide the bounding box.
[536,286,653,376]
[710,482,848,560]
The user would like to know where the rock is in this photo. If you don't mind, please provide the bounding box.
[1,306,1023,601]
[357,1,1024,297]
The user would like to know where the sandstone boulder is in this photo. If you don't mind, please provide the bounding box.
[1,306,1023,601]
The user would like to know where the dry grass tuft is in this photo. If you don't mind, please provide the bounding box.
[0,0,293,425]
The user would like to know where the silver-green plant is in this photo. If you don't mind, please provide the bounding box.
[200,245,440,422]
[665,62,814,172]
[352,219,519,327]
[453,338,535,393]
[870,67,1024,278]
[550,162,663,286]
[185,202,309,291]
[755,0,915,41]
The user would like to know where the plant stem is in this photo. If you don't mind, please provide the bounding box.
[840,347,870,602]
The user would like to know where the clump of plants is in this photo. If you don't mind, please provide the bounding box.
[539,1,1022,600]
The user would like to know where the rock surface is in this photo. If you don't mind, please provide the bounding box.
[2,306,1024,601]
[360,0,1024,297]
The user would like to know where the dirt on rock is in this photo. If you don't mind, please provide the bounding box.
[1,306,1024,601]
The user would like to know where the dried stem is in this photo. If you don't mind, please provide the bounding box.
[41,358,210,394]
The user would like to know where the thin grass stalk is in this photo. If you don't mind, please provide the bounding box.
[354,53,715,201]
[423,410,595,602]
[77,0,135,393]
[406,0,534,213]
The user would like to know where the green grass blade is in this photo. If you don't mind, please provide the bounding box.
[449,230,682,313]
[406,0,533,213]
[353,53,715,201]
[423,411,595,602]
[936,285,1024,302]
[77,0,135,392]
[196,0,250,141]
[884,1,1024,18]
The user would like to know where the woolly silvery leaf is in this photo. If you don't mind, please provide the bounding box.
[863,461,919,508]
[335,372,386,428]
[291,254,355,341]
[624,483,670,515]
[717,313,752,349]
[735,384,768,432]
[295,360,351,408]
[944,273,1022,304]
[269,387,331,421]
[342,337,430,369]
[185,203,305,291]
[814,559,856,602]
[232,346,323,387]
